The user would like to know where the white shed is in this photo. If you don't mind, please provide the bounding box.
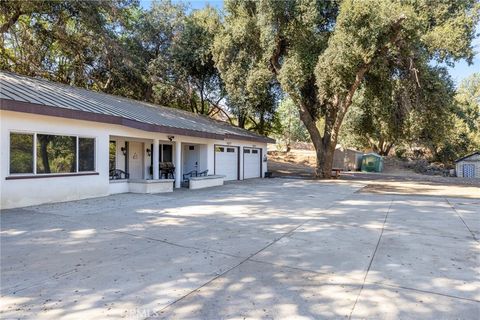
[333,146,363,171]
[455,152,480,178]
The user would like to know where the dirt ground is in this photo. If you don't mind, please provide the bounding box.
[268,149,480,199]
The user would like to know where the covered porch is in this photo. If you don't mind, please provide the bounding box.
[108,135,220,194]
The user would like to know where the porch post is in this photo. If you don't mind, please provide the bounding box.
[152,139,159,180]
[174,140,182,188]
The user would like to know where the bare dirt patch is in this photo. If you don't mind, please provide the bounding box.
[268,149,480,198]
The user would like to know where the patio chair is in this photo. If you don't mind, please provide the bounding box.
[160,162,175,179]
[109,169,130,180]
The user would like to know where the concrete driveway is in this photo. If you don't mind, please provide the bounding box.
[1,178,479,319]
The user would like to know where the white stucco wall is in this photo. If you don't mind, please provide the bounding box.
[1,110,269,209]
[1,111,110,209]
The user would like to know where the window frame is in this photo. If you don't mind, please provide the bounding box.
[8,130,97,178]
[9,131,35,175]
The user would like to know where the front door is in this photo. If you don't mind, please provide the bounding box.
[183,144,199,174]
[463,164,475,178]
[129,141,144,179]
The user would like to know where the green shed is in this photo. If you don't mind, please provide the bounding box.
[361,153,384,172]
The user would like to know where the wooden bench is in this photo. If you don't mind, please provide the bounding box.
[332,168,342,179]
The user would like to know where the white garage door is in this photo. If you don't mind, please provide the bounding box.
[243,148,261,179]
[215,146,238,180]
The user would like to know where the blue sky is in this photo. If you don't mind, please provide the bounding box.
[443,25,479,85]
[139,0,479,85]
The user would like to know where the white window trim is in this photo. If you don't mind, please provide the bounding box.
[8,130,97,177]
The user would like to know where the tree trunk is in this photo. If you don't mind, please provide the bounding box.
[281,15,405,179]
[144,84,153,102]
[315,139,336,178]
[0,8,22,34]
[258,110,265,135]
[39,138,51,173]
[296,100,334,179]
[378,141,394,156]
[238,115,246,128]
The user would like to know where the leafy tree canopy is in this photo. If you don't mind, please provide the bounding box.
[1,0,479,173]
[214,0,479,177]
[0,0,151,98]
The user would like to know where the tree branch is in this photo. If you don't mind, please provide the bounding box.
[343,15,407,111]
[269,37,286,75]
[1,7,22,34]
[209,105,233,124]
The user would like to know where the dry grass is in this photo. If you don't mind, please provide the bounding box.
[267,149,480,199]
[268,150,316,167]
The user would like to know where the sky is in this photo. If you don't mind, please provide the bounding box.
[139,0,479,86]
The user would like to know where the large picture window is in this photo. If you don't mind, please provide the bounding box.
[37,134,76,174]
[9,132,96,175]
[9,133,34,174]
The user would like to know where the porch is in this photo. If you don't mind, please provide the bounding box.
[107,135,219,194]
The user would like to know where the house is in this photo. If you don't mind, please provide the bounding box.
[332,145,363,171]
[0,71,274,209]
[455,152,480,178]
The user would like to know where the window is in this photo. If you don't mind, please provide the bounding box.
[37,134,76,173]
[227,148,235,153]
[244,149,251,154]
[109,141,116,171]
[10,133,34,174]
[79,138,95,171]
[215,146,224,152]
[9,131,96,176]
[252,149,258,154]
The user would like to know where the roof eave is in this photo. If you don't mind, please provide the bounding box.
[455,151,480,163]
[0,98,274,143]
[224,133,275,144]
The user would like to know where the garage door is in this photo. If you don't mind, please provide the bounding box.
[243,147,261,179]
[215,146,238,180]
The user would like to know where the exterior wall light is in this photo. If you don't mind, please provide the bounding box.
[146,148,151,157]
[121,147,127,156]
[168,135,174,141]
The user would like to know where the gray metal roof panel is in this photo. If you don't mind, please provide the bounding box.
[455,151,480,162]
[0,71,274,142]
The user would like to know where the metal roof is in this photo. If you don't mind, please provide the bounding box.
[0,71,274,143]
[455,151,480,163]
